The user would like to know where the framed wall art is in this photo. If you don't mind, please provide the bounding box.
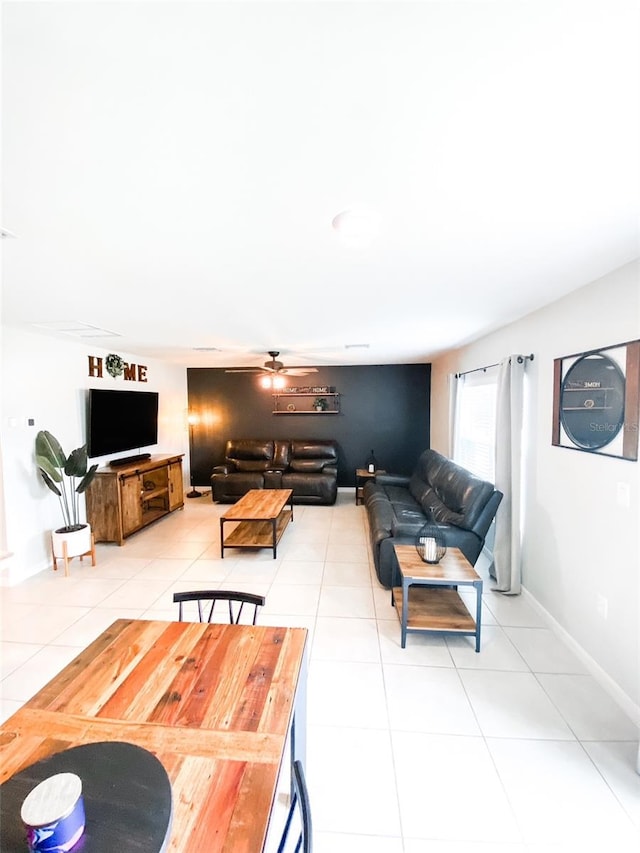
[552,339,640,460]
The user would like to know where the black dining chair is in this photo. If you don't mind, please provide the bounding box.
[172,590,265,625]
[277,759,313,853]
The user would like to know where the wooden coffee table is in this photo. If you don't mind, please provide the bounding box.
[392,544,483,651]
[220,489,293,559]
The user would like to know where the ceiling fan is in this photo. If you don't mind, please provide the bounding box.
[224,351,318,377]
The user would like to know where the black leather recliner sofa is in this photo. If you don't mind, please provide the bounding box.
[211,439,338,505]
[363,448,503,588]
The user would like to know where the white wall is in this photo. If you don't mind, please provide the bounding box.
[430,260,640,712]
[1,327,188,582]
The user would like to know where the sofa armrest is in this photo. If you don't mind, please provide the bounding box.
[212,463,234,475]
[468,490,503,539]
[376,473,410,487]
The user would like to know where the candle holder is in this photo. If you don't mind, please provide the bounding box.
[415,517,447,564]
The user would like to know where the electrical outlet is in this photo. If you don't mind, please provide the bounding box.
[596,594,608,620]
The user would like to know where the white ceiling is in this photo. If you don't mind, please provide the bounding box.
[2,0,639,370]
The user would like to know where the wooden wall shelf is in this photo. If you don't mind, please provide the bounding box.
[272,391,340,415]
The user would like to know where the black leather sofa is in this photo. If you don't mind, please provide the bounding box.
[211,439,338,505]
[363,448,503,588]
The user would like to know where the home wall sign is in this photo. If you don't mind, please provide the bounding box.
[88,354,148,382]
[552,339,640,460]
[281,385,335,394]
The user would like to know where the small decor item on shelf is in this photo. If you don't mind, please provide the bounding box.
[415,515,447,564]
[313,396,328,411]
[367,449,377,473]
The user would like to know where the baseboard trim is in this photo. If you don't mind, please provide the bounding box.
[1,553,50,587]
[521,585,640,726]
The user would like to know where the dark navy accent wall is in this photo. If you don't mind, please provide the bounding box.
[187,363,431,488]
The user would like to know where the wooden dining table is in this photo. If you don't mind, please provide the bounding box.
[0,618,308,852]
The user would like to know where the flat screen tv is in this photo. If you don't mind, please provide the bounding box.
[87,388,159,459]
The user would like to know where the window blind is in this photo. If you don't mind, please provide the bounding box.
[453,368,497,483]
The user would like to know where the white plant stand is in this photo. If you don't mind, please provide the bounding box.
[51,524,96,577]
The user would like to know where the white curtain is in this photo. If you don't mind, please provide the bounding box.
[492,355,526,594]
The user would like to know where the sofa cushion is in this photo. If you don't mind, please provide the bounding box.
[394,506,427,526]
[382,484,420,510]
[451,479,493,529]
[222,439,276,473]
[290,440,338,462]
[425,497,465,527]
[424,450,494,530]
[272,440,291,470]
[289,459,325,473]
[408,472,430,506]
[227,439,274,461]
[234,459,272,472]
[281,470,337,504]
[409,451,496,530]
[211,471,264,499]
[415,486,464,527]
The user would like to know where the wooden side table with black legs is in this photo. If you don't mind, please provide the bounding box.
[391,544,483,651]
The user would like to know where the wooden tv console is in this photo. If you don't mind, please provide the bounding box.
[85,454,184,545]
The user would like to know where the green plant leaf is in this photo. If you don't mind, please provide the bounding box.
[65,445,89,477]
[35,430,66,468]
[76,464,99,493]
[38,469,62,497]
[36,454,63,483]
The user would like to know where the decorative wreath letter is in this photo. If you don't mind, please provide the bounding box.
[105,353,125,378]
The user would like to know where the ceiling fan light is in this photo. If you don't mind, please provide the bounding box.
[260,374,286,390]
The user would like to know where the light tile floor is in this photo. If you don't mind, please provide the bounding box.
[1,491,639,852]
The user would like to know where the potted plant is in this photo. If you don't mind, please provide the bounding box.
[35,430,99,561]
[313,396,329,412]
